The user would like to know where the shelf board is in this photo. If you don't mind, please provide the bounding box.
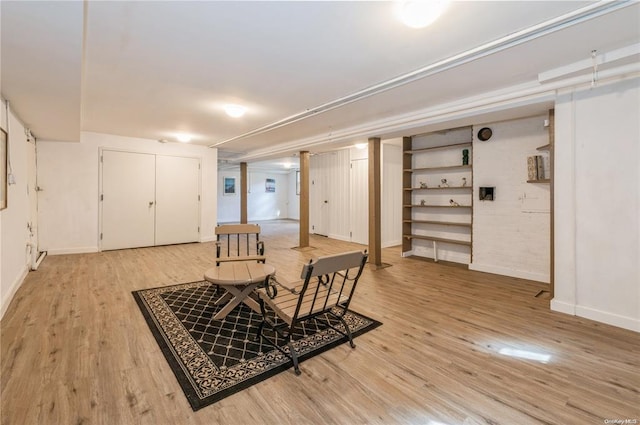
[403,204,472,209]
[404,142,472,154]
[404,164,472,172]
[403,234,471,246]
[404,186,472,191]
[404,220,472,228]
[536,144,551,151]
[527,179,550,183]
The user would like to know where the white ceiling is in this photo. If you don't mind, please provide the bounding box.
[2,1,639,168]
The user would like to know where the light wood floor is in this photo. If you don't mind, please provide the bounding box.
[2,220,638,425]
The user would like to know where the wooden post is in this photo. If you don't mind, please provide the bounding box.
[240,162,248,224]
[368,138,382,267]
[549,109,555,298]
[299,151,310,248]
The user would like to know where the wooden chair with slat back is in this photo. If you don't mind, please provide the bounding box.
[256,250,368,375]
[214,224,266,266]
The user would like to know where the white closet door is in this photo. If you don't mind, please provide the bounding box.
[155,155,200,245]
[350,159,368,245]
[310,157,330,236]
[101,150,156,250]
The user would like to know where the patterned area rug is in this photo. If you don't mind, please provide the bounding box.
[132,281,381,411]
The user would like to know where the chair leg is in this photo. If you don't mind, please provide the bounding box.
[287,341,301,375]
[255,320,265,342]
[339,316,356,348]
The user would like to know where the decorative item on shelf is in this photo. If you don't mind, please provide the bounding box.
[439,178,449,188]
[477,127,493,141]
[420,199,426,206]
[449,199,460,206]
[479,187,495,201]
[462,148,469,165]
[461,177,467,187]
[420,181,427,188]
[527,156,537,180]
[527,155,545,180]
[536,155,545,179]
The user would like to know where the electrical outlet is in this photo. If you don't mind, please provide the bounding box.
[8,173,16,185]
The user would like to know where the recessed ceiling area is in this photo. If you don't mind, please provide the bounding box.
[1,1,638,167]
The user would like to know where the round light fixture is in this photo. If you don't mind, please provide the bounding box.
[224,104,247,118]
[396,0,449,29]
[355,143,368,150]
[176,134,192,143]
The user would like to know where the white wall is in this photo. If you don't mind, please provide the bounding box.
[309,144,402,247]
[217,169,290,223]
[287,169,300,220]
[248,171,289,221]
[470,115,551,282]
[1,104,31,318]
[37,132,218,254]
[217,170,241,223]
[553,77,639,332]
[382,142,402,248]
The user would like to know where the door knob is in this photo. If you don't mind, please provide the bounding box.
[149,201,154,207]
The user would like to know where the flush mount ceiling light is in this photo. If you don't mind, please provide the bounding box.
[355,143,368,150]
[176,134,192,143]
[395,0,449,29]
[224,104,247,118]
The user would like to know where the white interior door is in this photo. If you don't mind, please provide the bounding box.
[310,162,330,236]
[350,159,368,244]
[101,150,156,250]
[155,155,200,245]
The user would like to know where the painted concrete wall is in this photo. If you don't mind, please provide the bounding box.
[217,169,290,223]
[36,132,218,254]
[553,77,639,332]
[1,105,31,318]
[288,169,300,220]
[382,143,403,248]
[470,115,551,282]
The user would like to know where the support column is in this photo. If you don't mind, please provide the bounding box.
[549,109,555,298]
[299,151,310,248]
[368,137,383,268]
[240,162,248,224]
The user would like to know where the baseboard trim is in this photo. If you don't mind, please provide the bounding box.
[551,300,639,333]
[550,299,576,315]
[382,240,402,248]
[46,246,99,255]
[1,266,29,320]
[575,305,639,333]
[468,263,550,283]
[328,234,351,243]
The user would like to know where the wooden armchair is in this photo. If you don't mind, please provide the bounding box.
[214,224,266,266]
[256,250,368,375]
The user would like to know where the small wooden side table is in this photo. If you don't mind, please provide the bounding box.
[204,262,275,320]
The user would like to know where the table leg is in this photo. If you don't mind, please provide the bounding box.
[213,283,260,320]
[214,291,232,306]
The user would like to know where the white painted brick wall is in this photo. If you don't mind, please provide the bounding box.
[470,115,551,283]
